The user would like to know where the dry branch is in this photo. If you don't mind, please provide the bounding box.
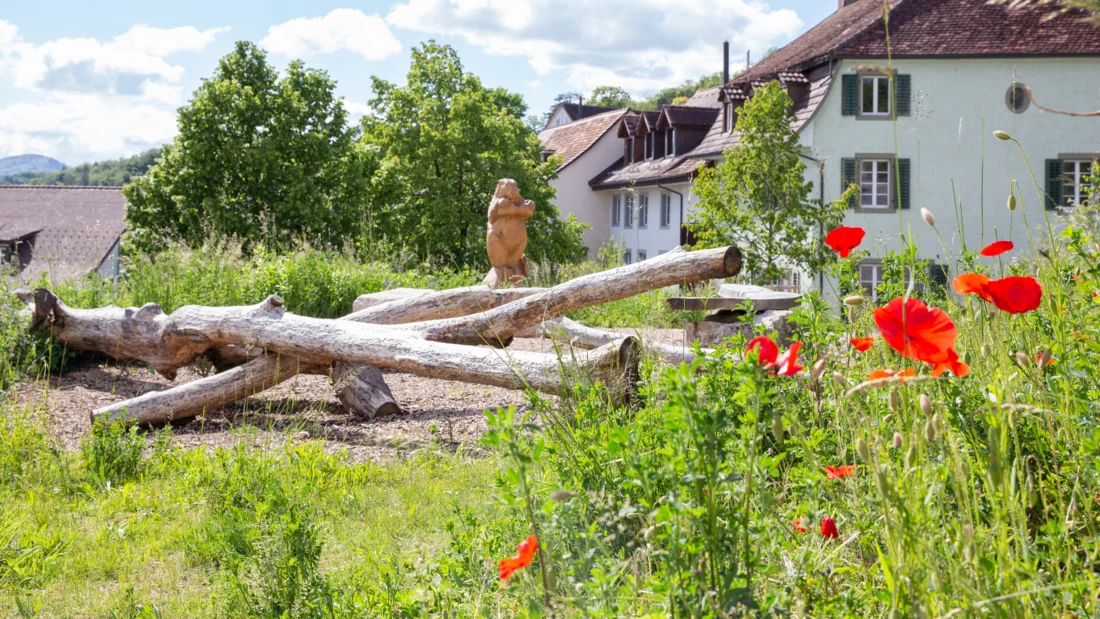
[519,317,714,367]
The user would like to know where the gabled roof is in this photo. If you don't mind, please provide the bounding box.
[661,105,720,129]
[560,102,619,121]
[635,111,662,134]
[0,185,126,282]
[735,0,1100,85]
[616,113,641,138]
[538,108,629,172]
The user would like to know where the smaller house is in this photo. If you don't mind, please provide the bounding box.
[0,185,126,283]
[543,102,621,131]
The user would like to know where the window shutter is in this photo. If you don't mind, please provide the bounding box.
[929,263,949,295]
[896,158,911,209]
[841,158,857,208]
[842,75,858,116]
[896,75,911,116]
[1045,158,1063,210]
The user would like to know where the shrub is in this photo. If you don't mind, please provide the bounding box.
[81,417,145,486]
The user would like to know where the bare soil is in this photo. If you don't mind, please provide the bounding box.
[14,329,690,462]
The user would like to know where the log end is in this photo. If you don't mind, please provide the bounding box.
[722,246,743,278]
[30,288,60,331]
[616,336,643,407]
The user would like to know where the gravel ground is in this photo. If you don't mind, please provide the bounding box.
[13,329,690,462]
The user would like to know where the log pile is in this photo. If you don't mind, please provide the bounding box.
[20,246,741,426]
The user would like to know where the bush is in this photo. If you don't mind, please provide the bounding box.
[81,417,145,486]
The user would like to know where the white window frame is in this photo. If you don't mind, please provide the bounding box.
[859,158,892,211]
[637,193,649,229]
[611,194,622,227]
[666,129,675,156]
[638,249,647,261]
[724,102,735,132]
[660,194,672,229]
[624,194,634,229]
[859,261,924,303]
[861,75,891,116]
[1063,160,1095,207]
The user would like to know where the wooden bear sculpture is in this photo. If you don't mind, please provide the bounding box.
[483,179,536,288]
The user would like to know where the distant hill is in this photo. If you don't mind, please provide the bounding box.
[0,154,66,178]
[0,148,164,187]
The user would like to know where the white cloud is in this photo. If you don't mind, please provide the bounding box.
[343,99,374,121]
[261,9,401,61]
[113,24,231,57]
[385,0,802,95]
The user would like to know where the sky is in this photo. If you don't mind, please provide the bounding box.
[0,0,836,166]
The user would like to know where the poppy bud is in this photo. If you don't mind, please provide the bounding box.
[1039,350,1052,369]
[883,414,892,424]
[857,437,872,463]
[981,344,991,357]
[921,208,936,227]
[1015,351,1031,367]
[920,393,933,415]
[833,371,850,388]
[1026,473,1038,507]
[993,130,1012,141]
[551,490,573,502]
[893,432,903,449]
[876,470,891,495]
[905,444,918,468]
[643,525,659,541]
[811,358,827,381]
[1007,193,1017,212]
[843,294,864,307]
[924,418,936,442]
[771,412,784,444]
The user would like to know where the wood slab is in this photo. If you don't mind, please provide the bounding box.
[666,297,749,311]
[718,283,801,310]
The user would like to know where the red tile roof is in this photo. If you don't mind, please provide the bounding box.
[0,185,126,282]
[538,109,628,171]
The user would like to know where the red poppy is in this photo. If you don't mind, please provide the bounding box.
[953,273,994,302]
[825,465,855,480]
[825,227,866,258]
[793,517,807,534]
[980,240,1014,257]
[821,517,839,539]
[746,336,779,367]
[1036,354,1056,368]
[927,348,971,378]
[775,341,805,376]
[985,276,1042,314]
[499,536,538,583]
[868,368,917,383]
[850,337,875,352]
[873,298,959,368]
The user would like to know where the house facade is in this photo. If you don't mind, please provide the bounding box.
[540,0,1100,294]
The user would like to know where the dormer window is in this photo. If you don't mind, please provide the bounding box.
[645,133,654,159]
[724,103,735,132]
[667,129,676,156]
[626,137,634,163]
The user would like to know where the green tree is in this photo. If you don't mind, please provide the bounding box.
[689,81,847,283]
[587,85,635,109]
[124,42,371,254]
[361,42,587,268]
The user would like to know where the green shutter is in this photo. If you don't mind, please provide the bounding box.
[896,74,911,116]
[897,158,911,209]
[1045,158,1063,210]
[929,263,949,295]
[842,74,858,115]
[841,158,857,208]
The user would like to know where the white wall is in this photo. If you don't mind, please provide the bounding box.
[601,182,693,261]
[548,128,624,258]
[808,58,1100,271]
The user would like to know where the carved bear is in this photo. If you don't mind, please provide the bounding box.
[484,179,536,287]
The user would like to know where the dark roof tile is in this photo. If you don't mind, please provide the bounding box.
[538,109,628,170]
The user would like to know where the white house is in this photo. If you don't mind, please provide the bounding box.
[540,0,1100,296]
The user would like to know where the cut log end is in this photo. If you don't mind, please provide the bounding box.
[722,246,743,278]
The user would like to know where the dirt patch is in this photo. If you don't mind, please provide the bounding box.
[13,330,691,462]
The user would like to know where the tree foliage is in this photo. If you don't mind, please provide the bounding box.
[586,86,634,108]
[361,42,587,268]
[124,42,371,254]
[689,81,847,283]
[1,148,162,186]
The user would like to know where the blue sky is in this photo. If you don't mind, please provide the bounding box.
[0,0,835,166]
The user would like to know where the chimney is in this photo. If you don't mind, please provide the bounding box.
[722,41,730,84]
[577,95,584,119]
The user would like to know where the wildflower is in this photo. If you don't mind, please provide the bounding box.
[993,130,1012,140]
[843,294,865,306]
[920,208,936,227]
[980,240,1014,257]
[746,336,779,367]
[874,297,968,376]
[825,465,855,480]
[850,337,875,352]
[793,517,807,534]
[775,341,805,376]
[825,226,866,258]
[952,273,993,302]
[926,348,970,378]
[869,368,917,382]
[821,517,840,539]
[499,536,538,583]
[985,276,1042,314]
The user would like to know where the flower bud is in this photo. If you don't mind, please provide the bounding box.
[771,412,785,444]
[1039,349,1052,369]
[920,393,933,415]
[1016,351,1031,367]
[993,130,1012,141]
[905,444,918,468]
[843,294,865,307]
[833,371,850,388]
[981,343,991,357]
[857,437,872,463]
[1026,473,1038,507]
[551,490,573,502]
[811,358,828,381]
[889,390,899,412]
[921,208,936,227]
[876,470,891,495]
[643,525,659,541]
[1007,193,1017,212]
[924,418,937,442]
[893,432,903,449]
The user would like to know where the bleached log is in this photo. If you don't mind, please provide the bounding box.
[519,317,714,366]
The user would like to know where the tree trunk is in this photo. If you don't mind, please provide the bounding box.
[518,317,714,367]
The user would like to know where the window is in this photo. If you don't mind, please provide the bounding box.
[724,102,735,132]
[1063,160,1095,207]
[860,159,892,210]
[611,194,622,227]
[767,269,801,292]
[0,243,10,264]
[653,130,665,158]
[666,129,675,156]
[638,250,647,261]
[624,194,634,228]
[645,133,654,159]
[637,193,649,229]
[859,262,924,303]
[861,75,891,116]
[623,250,633,265]
[626,137,634,163]
[660,194,672,228]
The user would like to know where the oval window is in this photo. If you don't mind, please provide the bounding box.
[1006,83,1030,114]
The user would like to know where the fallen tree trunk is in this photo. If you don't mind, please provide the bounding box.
[519,317,715,367]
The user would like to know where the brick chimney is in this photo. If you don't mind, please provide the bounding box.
[723,41,729,85]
